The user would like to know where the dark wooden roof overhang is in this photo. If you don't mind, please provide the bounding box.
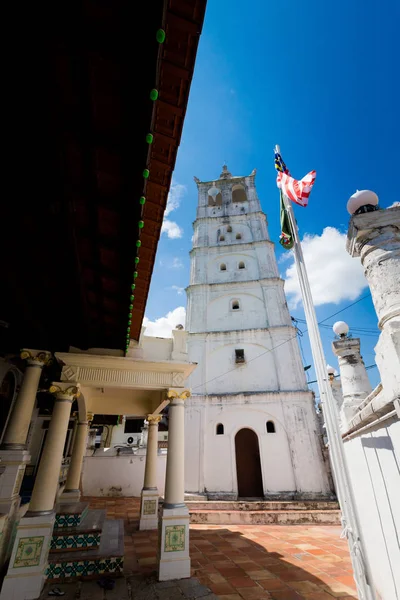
[0,0,206,356]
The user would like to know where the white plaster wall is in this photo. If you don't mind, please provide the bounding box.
[187,328,307,395]
[82,453,167,497]
[344,417,400,600]
[185,394,330,496]
[140,336,173,361]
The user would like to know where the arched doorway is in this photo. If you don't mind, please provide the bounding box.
[235,428,263,498]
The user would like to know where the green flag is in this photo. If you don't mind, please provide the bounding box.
[279,191,294,250]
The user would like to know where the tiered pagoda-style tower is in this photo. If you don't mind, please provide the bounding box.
[184,165,331,499]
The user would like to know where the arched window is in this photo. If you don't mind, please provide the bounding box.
[220,263,227,271]
[219,235,225,242]
[216,423,224,435]
[227,226,232,232]
[232,184,247,203]
[236,233,242,240]
[266,421,276,433]
[238,261,245,269]
[232,299,240,310]
[208,184,222,207]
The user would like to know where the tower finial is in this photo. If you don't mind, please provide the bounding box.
[220,164,232,179]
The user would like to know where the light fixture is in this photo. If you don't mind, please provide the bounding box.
[347,190,379,215]
[333,321,349,338]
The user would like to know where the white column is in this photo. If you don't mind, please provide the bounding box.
[59,417,90,504]
[1,349,51,449]
[158,389,191,582]
[347,206,400,399]
[0,383,80,600]
[27,384,80,514]
[332,337,372,430]
[139,415,161,530]
[0,350,51,571]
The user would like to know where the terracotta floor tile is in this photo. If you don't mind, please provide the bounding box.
[208,583,236,595]
[230,577,258,588]
[217,596,242,600]
[247,570,276,581]
[258,579,286,591]
[235,587,271,599]
[269,589,302,600]
[217,568,246,578]
[209,573,228,584]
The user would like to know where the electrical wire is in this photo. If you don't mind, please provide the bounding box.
[192,292,373,392]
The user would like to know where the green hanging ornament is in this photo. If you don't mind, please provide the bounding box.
[156,29,166,43]
[143,169,149,179]
[136,240,141,248]
[135,257,140,264]
[150,89,158,101]
[140,196,146,205]
[138,220,144,228]
[146,133,153,144]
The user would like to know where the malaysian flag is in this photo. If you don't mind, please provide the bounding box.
[274,152,316,207]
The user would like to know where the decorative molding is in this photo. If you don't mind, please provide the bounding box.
[21,349,52,367]
[147,415,162,424]
[172,372,185,387]
[167,388,191,400]
[63,366,78,381]
[49,383,81,400]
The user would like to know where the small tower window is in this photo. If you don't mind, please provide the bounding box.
[266,421,276,433]
[219,235,225,242]
[235,349,245,363]
[232,184,247,203]
[231,300,240,310]
[236,233,242,240]
[220,263,227,271]
[216,423,224,435]
[227,226,232,232]
[238,261,245,269]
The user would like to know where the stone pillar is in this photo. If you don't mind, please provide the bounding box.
[347,205,400,399]
[59,415,91,504]
[0,350,51,571]
[0,383,80,600]
[139,415,161,530]
[158,389,191,582]
[332,337,372,430]
[1,349,51,450]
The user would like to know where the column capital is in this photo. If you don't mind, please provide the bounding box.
[21,349,52,368]
[49,382,81,402]
[147,414,162,424]
[332,337,361,357]
[167,388,191,401]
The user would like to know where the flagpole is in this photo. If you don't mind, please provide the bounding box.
[274,145,376,600]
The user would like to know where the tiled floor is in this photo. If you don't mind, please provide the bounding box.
[83,498,358,600]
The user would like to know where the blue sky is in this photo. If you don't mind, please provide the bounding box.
[145,0,399,393]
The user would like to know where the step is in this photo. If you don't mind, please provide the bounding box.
[189,509,341,525]
[54,502,89,529]
[50,509,106,553]
[47,519,124,581]
[186,500,340,511]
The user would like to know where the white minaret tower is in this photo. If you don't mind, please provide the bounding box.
[185,165,331,499]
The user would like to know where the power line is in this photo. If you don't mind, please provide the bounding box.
[306,364,377,385]
[192,292,374,392]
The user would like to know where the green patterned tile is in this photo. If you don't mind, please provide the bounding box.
[13,536,44,568]
[50,532,101,552]
[164,525,185,552]
[143,499,156,515]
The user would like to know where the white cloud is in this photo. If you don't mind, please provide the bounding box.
[171,285,185,295]
[284,227,367,308]
[165,182,186,216]
[161,181,185,239]
[387,201,400,208]
[143,306,186,338]
[161,220,183,239]
[170,257,183,269]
